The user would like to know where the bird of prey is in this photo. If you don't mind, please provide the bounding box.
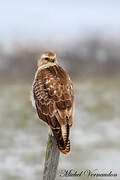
[31,51,74,154]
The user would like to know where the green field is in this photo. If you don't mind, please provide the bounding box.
[0,78,120,180]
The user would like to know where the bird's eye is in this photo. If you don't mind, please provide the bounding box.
[44,57,49,60]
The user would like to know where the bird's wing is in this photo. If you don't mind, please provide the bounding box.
[33,65,74,154]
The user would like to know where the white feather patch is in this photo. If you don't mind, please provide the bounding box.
[45,79,50,84]
[30,67,41,109]
[50,85,54,88]
[54,90,56,94]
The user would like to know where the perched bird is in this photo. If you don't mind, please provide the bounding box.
[31,51,74,154]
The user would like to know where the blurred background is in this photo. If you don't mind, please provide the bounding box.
[0,0,120,179]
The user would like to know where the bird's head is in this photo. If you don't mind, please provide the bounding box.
[38,51,57,67]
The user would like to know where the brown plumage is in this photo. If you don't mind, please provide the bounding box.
[32,52,74,154]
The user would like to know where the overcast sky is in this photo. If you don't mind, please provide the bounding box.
[0,0,120,44]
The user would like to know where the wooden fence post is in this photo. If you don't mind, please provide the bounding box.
[43,134,60,180]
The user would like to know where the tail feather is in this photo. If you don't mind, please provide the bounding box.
[51,123,70,154]
[58,139,70,154]
[61,123,69,146]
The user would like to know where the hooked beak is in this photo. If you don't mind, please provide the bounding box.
[50,57,55,62]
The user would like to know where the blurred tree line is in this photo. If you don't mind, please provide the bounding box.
[0,35,120,82]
